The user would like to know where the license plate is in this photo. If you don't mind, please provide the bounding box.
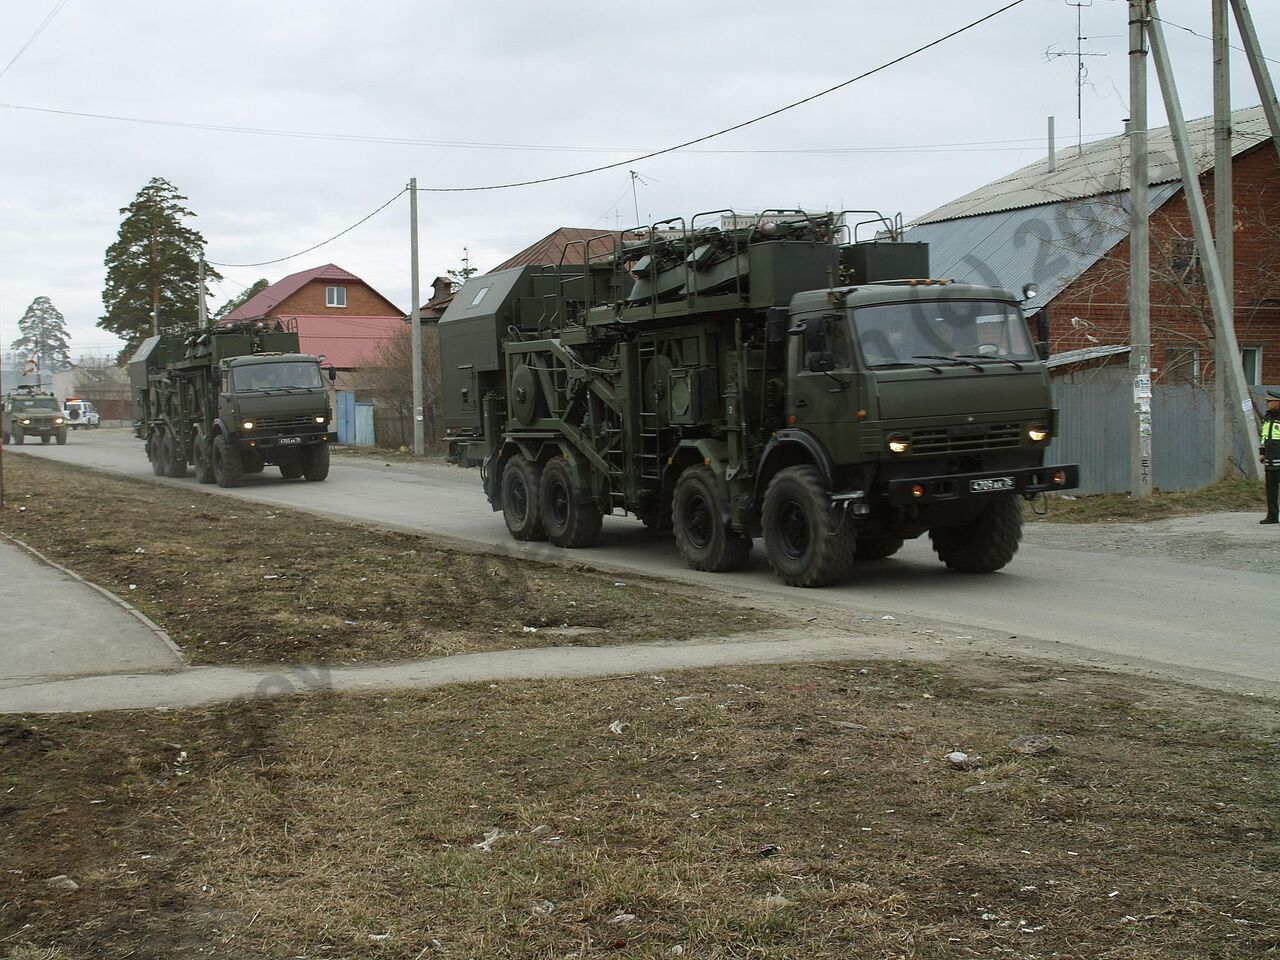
[970,477,1015,493]
[278,436,302,445]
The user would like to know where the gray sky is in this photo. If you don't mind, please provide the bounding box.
[1,0,1277,359]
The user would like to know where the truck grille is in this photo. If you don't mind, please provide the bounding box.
[253,415,323,431]
[909,423,1022,455]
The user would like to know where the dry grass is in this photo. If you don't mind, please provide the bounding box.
[0,456,774,666]
[1028,478,1266,524]
[3,660,1277,959]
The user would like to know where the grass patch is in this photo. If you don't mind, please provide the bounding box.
[2,661,1277,959]
[0,456,774,665]
[1029,478,1266,524]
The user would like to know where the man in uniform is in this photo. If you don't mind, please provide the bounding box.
[1260,389,1280,524]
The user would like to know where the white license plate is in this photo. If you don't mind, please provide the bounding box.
[278,436,302,445]
[970,477,1015,493]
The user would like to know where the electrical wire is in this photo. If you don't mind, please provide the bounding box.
[1150,14,1280,68]
[206,188,407,268]
[0,0,72,82]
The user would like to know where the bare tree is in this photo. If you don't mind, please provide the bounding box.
[350,326,444,452]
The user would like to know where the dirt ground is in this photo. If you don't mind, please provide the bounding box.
[0,456,775,666]
[2,659,1277,959]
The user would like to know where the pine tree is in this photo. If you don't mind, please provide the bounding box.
[99,177,221,359]
[447,247,478,290]
[214,278,269,320]
[12,296,73,375]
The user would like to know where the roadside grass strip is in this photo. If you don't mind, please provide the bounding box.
[1030,478,1265,524]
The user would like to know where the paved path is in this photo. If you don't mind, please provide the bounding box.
[0,537,182,684]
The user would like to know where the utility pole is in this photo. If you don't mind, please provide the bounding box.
[197,256,209,327]
[1128,0,1153,497]
[1230,0,1280,160]
[1213,0,1233,479]
[1147,3,1262,480]
[409,177,425,457]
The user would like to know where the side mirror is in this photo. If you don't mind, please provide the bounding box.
[1022,283,1039,302]
[804,317,829,355]
[766,307,789,346]
[1035,307,1050,361]
[327,366,337,383]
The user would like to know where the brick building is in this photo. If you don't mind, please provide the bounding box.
[905,105,1279,389]
[221,263,405,387]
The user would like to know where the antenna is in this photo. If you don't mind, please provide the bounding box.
[1044,0,1107,153]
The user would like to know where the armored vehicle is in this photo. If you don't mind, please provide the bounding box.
[129,320,335,486]
[438,209,1079,587]
[3,385,67,445]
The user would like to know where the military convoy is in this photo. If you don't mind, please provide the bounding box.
[2,385,68,445]
[439,209,1078,587]
[128,320,334,486]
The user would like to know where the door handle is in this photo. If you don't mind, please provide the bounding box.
[794,398,809,410]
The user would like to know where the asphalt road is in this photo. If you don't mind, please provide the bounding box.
[11,430,1275,696]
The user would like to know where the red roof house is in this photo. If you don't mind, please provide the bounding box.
[488,228,641,274]
[221,264,404,370]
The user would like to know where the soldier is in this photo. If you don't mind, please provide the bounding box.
[1260,389,1280,525]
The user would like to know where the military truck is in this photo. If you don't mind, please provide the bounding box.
[438,209,1079,587]
[129,320,335,486]
[2,385,68,445]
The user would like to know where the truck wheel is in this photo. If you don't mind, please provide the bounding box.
[762,465,855,587]
[279,459,304,480]
[855,535,904,561]
[148,431,164,474]
[160,432,187,478]
[673,465,750,572]
[540,458,602,548]
[501,454,546,541]
[929,494,1023,573]
[192,437,216,484]
[56,428,68,445]
[40,434,51,444]
[212,434,244,488]
[12,427,23,446]
[303,444,330,481]
[2,431,9,445]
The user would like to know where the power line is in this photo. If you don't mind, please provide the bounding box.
[207,188,408,268]
[1150,14,1280,68]
[0,0,72,82]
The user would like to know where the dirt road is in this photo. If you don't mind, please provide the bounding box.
[13,430,1275,696]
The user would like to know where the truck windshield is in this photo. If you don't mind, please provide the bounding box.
[232,362,323,393]
[850,300,1036,367]
[13,398,58,410]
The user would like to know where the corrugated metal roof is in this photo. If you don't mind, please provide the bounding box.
[489,228,640,273]
[223,263,363,321]
[904,183,1180,314]
[1046,344,1131,368]
[912,105,1271,226]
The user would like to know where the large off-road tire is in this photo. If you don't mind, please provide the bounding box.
[243,451,266,475]
[279,459,304,480]
[855,535,904,561]
[192,436,216,484]
[11,426,21,446]
[762,465,856,587]
[55,428,68,446]
[212,434,244,488]
[302,444,330,481]
[148,431,166,474]
[2,431,9,445]
[40,434,51,444]
[672,465,751,572]
[929,494,1023,573]
[540,457,602,548]
[501,454,546,541]
[160,431,187,478]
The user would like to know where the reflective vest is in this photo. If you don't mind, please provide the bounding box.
[1262,417,1280,445]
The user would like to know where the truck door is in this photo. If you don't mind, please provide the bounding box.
[789,311,857,459]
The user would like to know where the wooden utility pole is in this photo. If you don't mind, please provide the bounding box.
[1129,0,1153,497]
[1148,2,1262,480]
[197,256,208,327]
[1213,0,1233,479]
[409,178,425,457]
[150,215,160,337]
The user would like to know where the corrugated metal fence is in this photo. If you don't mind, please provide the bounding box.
[1047,383,1252,494]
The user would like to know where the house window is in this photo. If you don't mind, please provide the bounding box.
[1242,346,1262,385]
[1164,346,1200,384]
[326,286,347,308]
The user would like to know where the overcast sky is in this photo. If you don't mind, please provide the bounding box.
[1,0,1277,359]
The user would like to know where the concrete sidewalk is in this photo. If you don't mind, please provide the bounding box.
[0,538,183,689]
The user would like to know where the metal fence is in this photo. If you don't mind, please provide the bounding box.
[1046,382,1253,495]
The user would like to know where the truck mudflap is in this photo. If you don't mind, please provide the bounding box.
[884,464,1079,506]
[237,431,336,451]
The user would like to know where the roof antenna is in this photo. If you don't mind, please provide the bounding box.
[1044,0,1108,154]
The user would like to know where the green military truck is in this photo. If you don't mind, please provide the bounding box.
[129,320,335,487]
[438,210,1078,587]
[2,385,68,445]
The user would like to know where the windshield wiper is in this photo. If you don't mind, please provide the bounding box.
[869,359,944,375]
[956,353,1025,371]
[913,354,985,372]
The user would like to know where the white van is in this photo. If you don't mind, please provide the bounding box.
[63,398,101,429]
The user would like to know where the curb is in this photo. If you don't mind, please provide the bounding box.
[0,531,185,661]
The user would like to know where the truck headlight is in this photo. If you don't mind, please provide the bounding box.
[242,420,254,431]
[20,419,30,425]
[54,418,64,424]
[887,435,910,455]
[314,416,326,424]
[1027,425,1049,442]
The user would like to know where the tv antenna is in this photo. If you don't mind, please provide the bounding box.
[1044,0,1109,154]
